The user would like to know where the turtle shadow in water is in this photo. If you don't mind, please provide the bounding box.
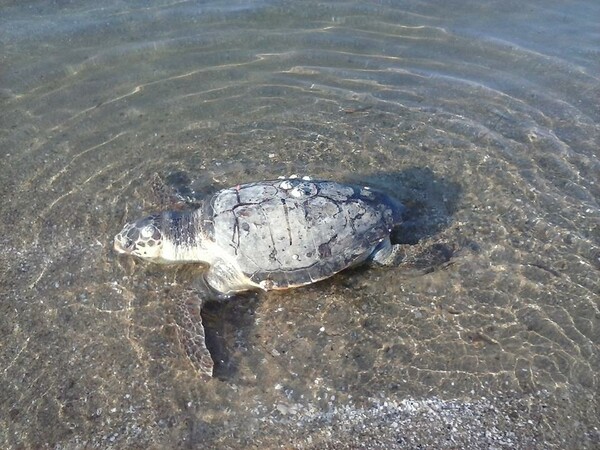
[159,167,463,378]
[201,293,259,380]
[346,167,466,273]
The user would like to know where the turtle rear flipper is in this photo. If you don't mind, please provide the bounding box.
[174,293,214,377]
[369,237,404,266]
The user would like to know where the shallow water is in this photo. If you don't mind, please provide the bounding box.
[1,1,598,448]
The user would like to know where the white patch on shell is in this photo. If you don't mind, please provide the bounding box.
[302,176,312,180]
[279,180,293,190]
[361,187,375,199]
[290,181,318,198]
[260,279,275,290]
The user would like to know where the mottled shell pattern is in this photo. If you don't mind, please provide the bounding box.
[198,177,403,290]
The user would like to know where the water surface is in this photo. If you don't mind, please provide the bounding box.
[1,1,598,448]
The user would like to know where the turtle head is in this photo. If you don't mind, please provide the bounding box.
[114,214,164,261]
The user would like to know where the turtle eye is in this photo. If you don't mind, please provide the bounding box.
[125,238,134,249]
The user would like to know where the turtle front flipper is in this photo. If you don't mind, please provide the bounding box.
[151,172,203,210]
[174,293,214,377]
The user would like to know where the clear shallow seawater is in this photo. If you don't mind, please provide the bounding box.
[0,1,598,448]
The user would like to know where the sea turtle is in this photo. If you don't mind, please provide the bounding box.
[114,176,405,377]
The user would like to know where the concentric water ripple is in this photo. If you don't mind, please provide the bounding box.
[1,1,598,448]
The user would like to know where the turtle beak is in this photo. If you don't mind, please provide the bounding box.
[113,224,134,255]
[113,235,125,253]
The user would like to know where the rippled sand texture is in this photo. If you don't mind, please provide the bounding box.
[1,1,598,448]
